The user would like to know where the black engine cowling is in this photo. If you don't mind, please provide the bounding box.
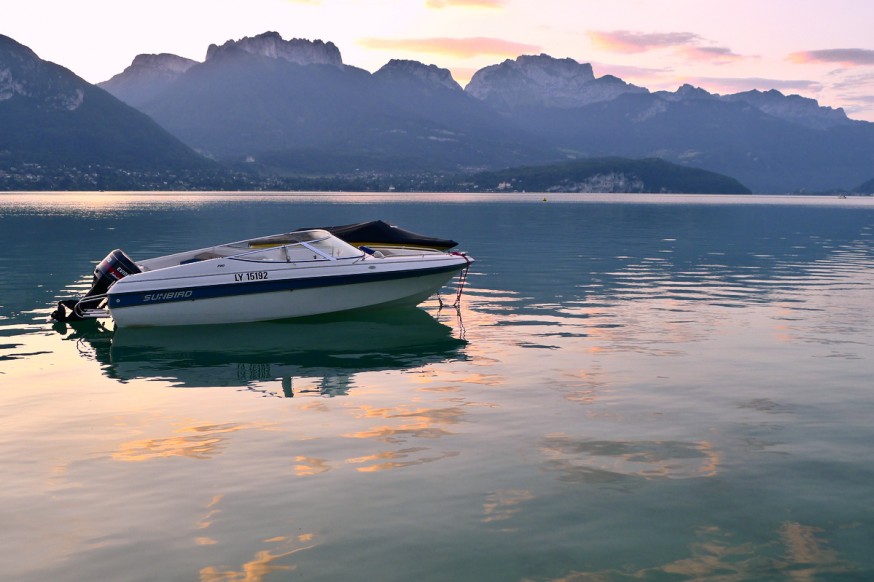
[51,249,140,322]
[87,249,141,298]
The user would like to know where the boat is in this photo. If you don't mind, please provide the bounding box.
[51,228,472,327]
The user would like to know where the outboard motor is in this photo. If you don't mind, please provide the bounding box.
[87,249,141,299]
[51,249,140,322]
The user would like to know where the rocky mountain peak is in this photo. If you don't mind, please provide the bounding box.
[465,53,645,110]
[99,53,198,108]
[205,31,343,67]
[514,54,595,82]
[128,53,198,75]
[658,84,713,101]
[0,33,39,63]
[374,59,462,92]
[0,34,84,110]
[721,89,851,129]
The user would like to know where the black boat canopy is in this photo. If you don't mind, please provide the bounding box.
[304,220,458,250]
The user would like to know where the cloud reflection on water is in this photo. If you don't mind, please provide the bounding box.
[112,422,273,462]
[540,434,720,483]
[532,522,853,581]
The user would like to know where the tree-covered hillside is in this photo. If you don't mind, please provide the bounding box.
[464,157,751,194]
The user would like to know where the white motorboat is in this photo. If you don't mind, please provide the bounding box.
[52,228,472,327]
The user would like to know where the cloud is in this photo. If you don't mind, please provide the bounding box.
[589,30,747,65]
[788,48,874,67]
[679,45,745,64]
[845,95,874,104]
[589,62,671,88]
[425,0,505,8]
[588,30,701,53]
[591,62,670,79]
[830,71,874,91]
[358,37,540,59]
[821,71,874,116]
[686,76,823,95]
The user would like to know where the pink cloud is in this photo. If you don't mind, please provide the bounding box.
[685,76,823,94]
[425,0,505,8]
[830,71,874,91]
[358,37,540,58]
[589,30,746,65]
[591,62,670,79]
[678,45,745,64]
[588,30,701,54]
[788,48,874,67]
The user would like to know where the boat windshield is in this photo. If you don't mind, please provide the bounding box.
[245,229,332,247]
[228,229,364,262]
[300,231,363,259]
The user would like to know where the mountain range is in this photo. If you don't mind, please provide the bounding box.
[4,31,874,193]
[0,33,210,188]
[101,32,545,175]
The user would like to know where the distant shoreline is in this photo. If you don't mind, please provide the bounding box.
[3,191,872,207]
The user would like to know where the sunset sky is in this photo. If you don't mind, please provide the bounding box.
[6,0,874,120]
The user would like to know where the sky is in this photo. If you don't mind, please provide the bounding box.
[6,0,874,121]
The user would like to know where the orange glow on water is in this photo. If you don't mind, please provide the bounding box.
[350,449,460,473]
[112,423,272,462]
[551,522,852,580]
[540,434,721,481]
[199,547,305,582]
[293,456,331,476]
[196,495,224,530]
[481,489,535,524]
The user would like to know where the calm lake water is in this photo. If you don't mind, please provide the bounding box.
[1,192,873,581]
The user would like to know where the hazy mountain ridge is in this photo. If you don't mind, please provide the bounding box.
[205,31,343,67]
[5,31,874,192]
[374,59,463,92]
[1,35,85,110]
[466,54,647,110]
[855,176,874,194]
[463,59,874,192]
[124,43,549,174]
[99,53,198,109]
[720,89,851,130]
[0,34,214,189]
[93,32,873,192]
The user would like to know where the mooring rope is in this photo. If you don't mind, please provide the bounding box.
[449,252,472,307]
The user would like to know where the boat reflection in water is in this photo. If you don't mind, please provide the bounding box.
[56,307,466,396]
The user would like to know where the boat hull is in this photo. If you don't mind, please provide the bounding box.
[107,261,464,327]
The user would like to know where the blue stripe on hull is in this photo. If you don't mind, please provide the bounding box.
[109,263,464,309]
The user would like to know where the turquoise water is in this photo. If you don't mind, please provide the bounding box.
[1,192,873,581]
